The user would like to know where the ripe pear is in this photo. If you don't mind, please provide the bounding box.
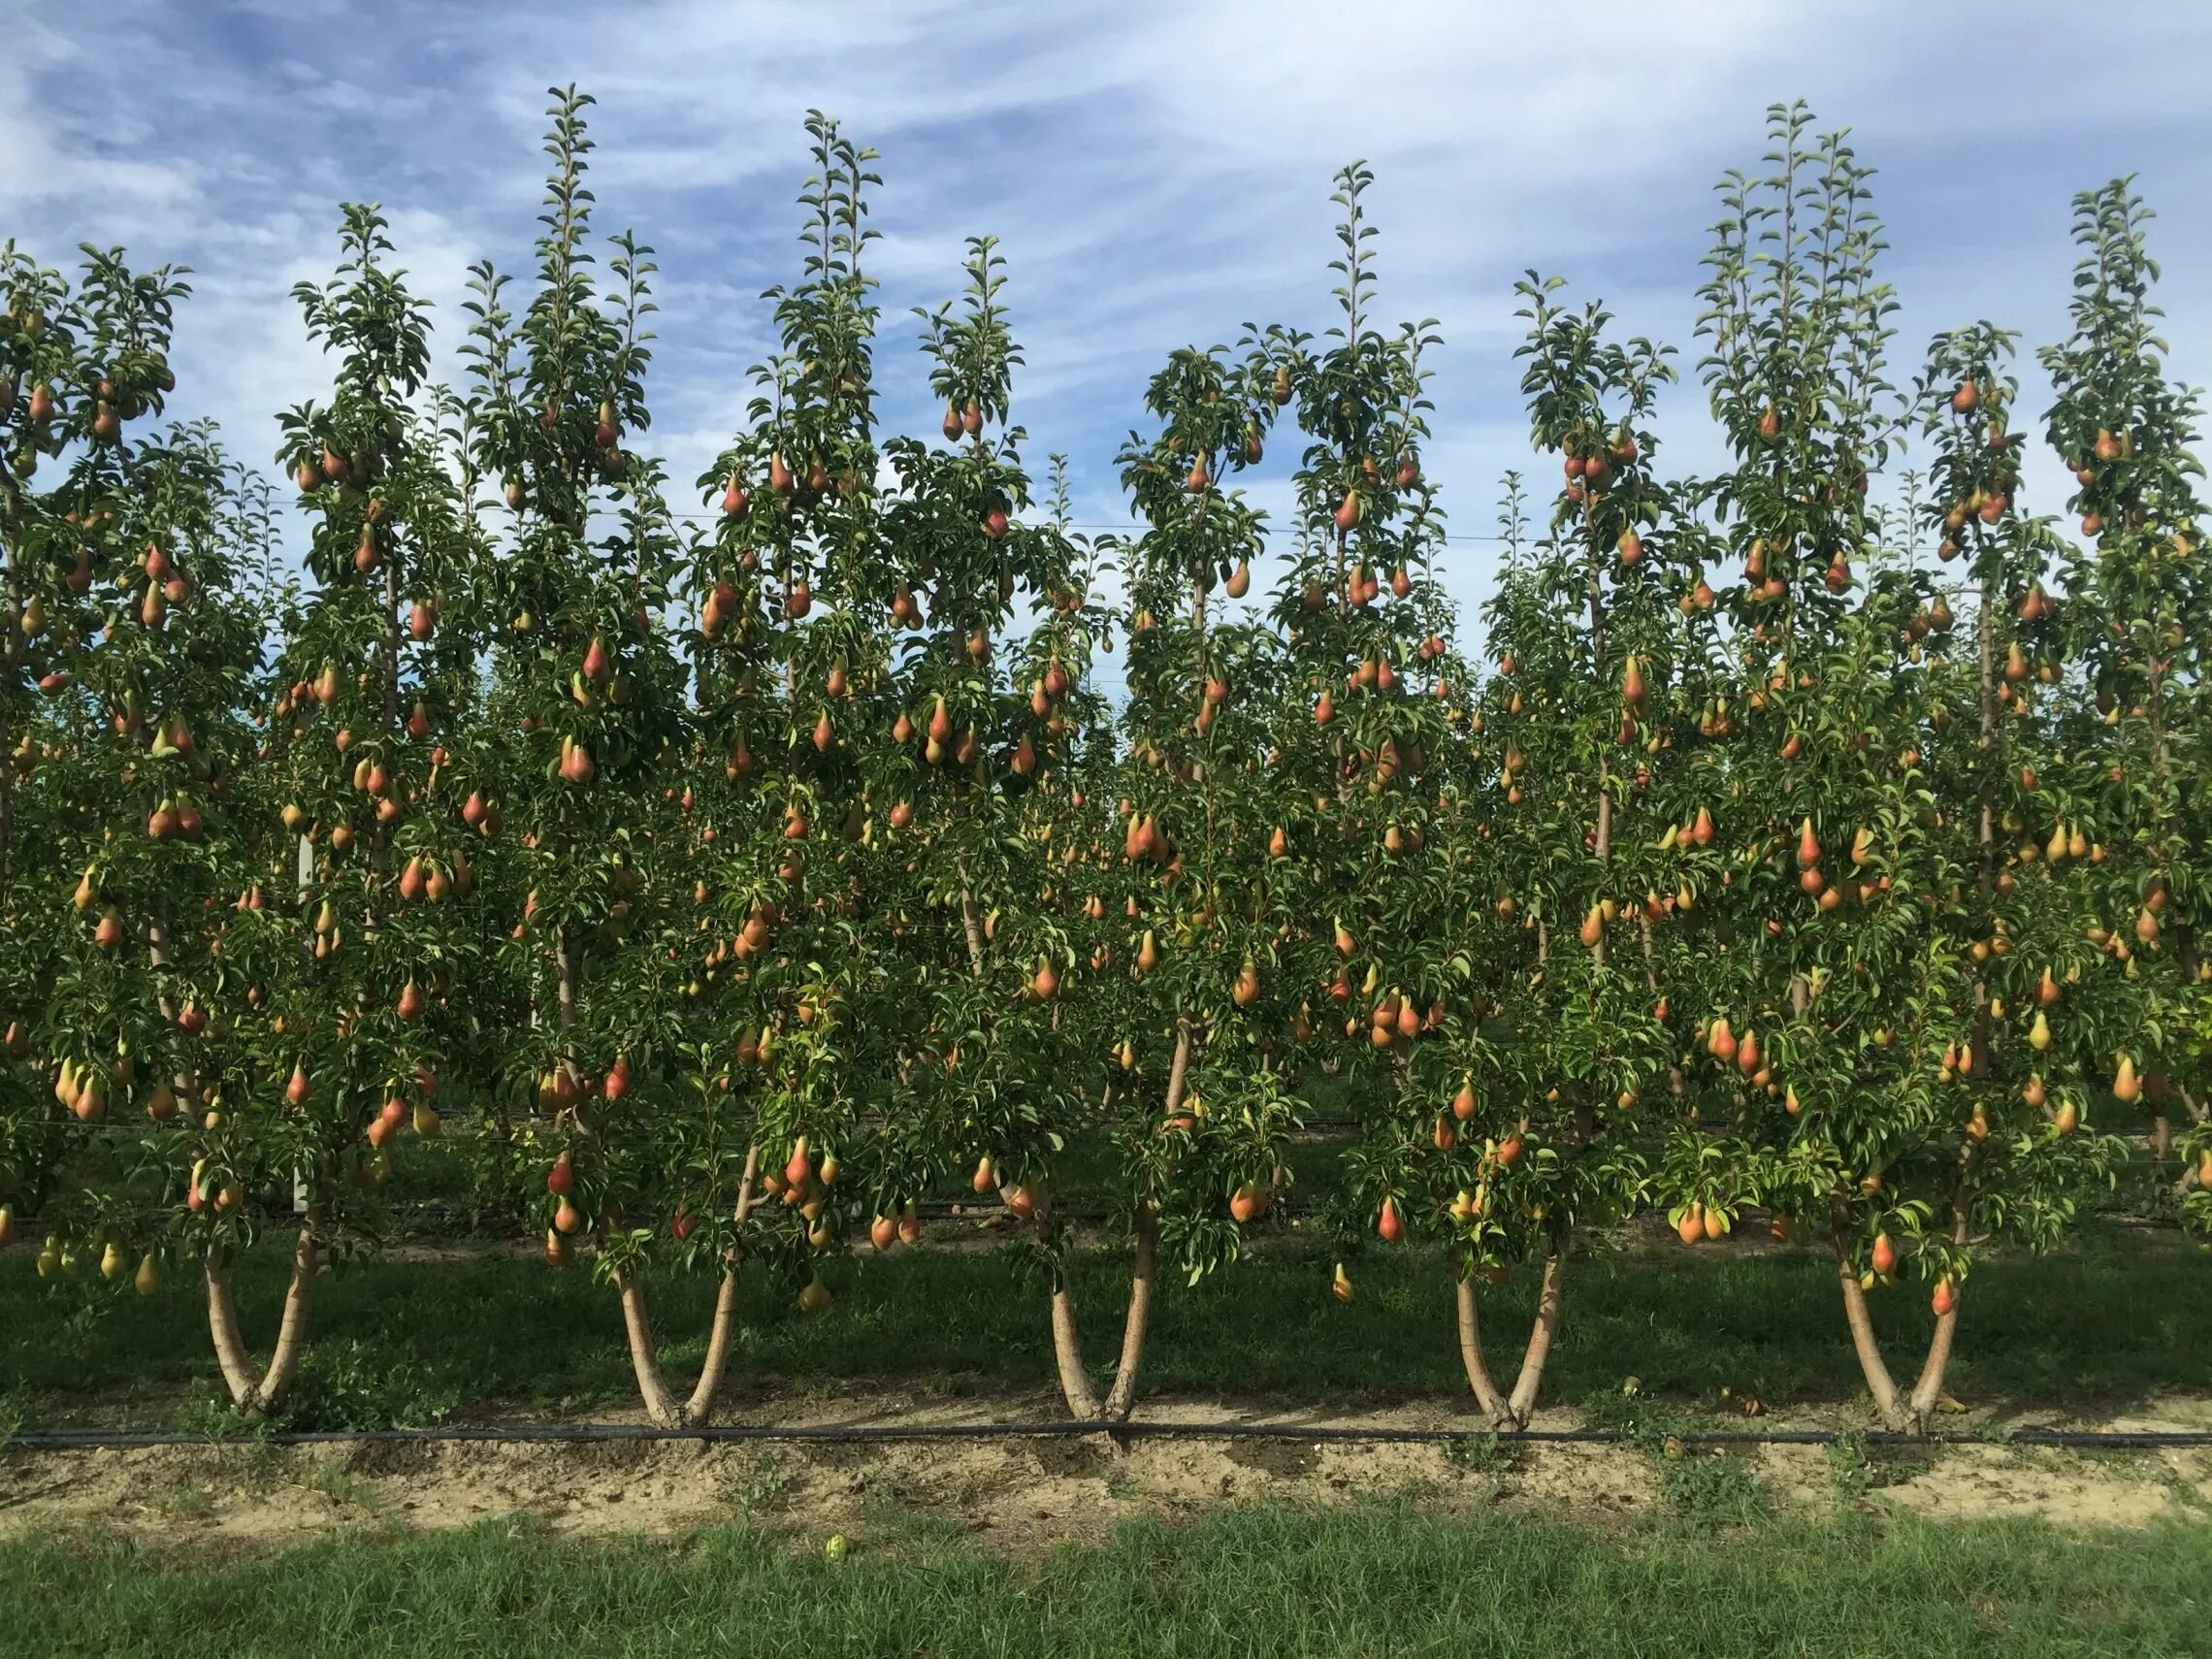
[2113,1055,2141,1103]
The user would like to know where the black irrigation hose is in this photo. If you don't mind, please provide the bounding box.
[8,1419,2210,1452]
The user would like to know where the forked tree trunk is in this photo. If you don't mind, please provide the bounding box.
[555,918,752,1431]
[1045,1023,1187,1421]
[1835,1201,1966,1430]
[205,1227,316,1415]
[616,1144,760,1428]
[1453,1249,1566,1428]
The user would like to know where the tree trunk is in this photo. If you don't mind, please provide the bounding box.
[554,928,578,1030]
[615,1268,683,1427]
[1905,1203,1968,1424]
[1044,1023,1189,1421]
[957,877,987,974]
[1453,1249,1566,1428]
[1836,1246,1908,1427]
[1099,1203,1155,1421]
[1048,1276,1102,1420]
[204,1228,316,1415]
[0,519,23,889]
[614,1143,759,1428]
[1452,1253,1513,1424]
[686,1268,745,1423]
[1507,1254,1567,1423]
[1835,1205,1965,1431]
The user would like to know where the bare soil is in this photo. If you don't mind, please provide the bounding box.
[6,1387,2208,1558]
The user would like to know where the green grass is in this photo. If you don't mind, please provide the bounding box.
[6,1504,2211,1657]
[3,1221,2206,1429]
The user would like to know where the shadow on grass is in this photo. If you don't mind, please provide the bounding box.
[3,1221,2205,1428]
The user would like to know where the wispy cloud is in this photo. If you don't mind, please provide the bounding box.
[6,0,2208,643]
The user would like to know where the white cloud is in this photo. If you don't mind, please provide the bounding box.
[4,0,2207,616]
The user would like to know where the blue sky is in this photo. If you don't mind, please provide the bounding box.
[8,0,2210,681]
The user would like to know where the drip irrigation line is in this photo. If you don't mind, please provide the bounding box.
[7,1419,2209,1452]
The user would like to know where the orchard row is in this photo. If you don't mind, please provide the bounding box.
[0,96,2203,1430]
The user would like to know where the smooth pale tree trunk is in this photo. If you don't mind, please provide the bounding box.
[1045,1025,1187,1421]
[1099,1205,1158,1421]
[1048,1274,1102,1420]
[1835,1201,1966,1431]
[1045,1200,1159,1424]
[205,1228,316,1415]
[553,920,752,1431]
[616,1145,761,1429]
[1453,1250,1567,1428]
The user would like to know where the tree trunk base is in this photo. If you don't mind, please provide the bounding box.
[1836,1217,1963,1432]
[616,1149,758,1429]
[205,1228,316,1416]
[1047,1208,1157,1425]
[1454,1251,1566,1430]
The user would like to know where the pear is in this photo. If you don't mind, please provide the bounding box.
[2113,1055,2141,1103]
